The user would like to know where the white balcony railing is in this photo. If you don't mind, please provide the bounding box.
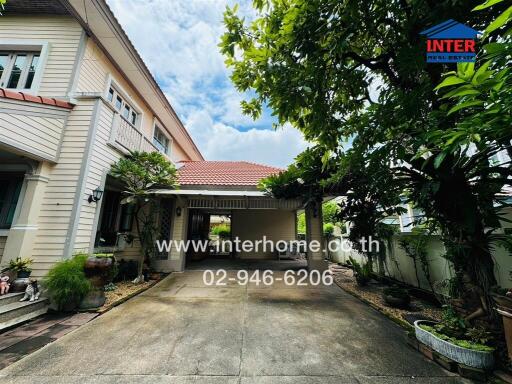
[111,114,159,154]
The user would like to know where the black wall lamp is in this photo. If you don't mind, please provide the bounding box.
[88,187,104,203]
[176,207,182,217]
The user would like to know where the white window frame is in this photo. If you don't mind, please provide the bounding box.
[152,118,173,157]
[104,76,143,129]
[0,40,49,94]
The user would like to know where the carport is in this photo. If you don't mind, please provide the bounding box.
[149,161,328,273]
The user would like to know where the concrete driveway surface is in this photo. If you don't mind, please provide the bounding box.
[0,269,465,384]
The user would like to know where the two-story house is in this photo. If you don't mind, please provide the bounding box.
[0,0,205,277]
[0,0,327,283]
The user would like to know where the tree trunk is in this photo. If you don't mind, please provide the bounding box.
[133,204,145,283]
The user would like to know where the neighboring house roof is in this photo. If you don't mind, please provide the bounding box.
[420,20,480,39]
[177,161,283,186]
[0,88,74,109]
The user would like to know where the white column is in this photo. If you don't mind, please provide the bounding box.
[305,201,328,272]
[1,162,51,267]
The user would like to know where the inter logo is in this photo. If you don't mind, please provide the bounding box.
[420,20,480,63]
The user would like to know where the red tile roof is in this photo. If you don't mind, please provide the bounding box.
[0,89,74,109]
[177,161,283,186]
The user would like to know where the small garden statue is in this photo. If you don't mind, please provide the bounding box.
[20,279,40,302]
[0,274,10,295]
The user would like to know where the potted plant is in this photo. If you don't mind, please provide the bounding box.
[347,257,371,286]
[491,285,512,362]
[79,254,114,309]
[383,286,411,309]
[44,254,91,312]
[414,307,495,369]
[491,286,512,310]
[8,257,33,278]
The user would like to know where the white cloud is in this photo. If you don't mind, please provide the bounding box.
[185,110,307,168]
[107,0,307,167]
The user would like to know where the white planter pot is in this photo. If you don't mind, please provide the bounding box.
[414,320,494,369]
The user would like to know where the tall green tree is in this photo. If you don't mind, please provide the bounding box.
[110,151,178,282]
[222,0,512,313]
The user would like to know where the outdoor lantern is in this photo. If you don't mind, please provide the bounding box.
[88,187,104,203]
[176,207,182,217]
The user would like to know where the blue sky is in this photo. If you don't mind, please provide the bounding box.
[107,0,308,167]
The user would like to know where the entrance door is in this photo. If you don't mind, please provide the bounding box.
[186,210,210,261]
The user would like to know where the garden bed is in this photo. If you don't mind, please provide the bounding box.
[91,279,161,313]
[330,263,442,327]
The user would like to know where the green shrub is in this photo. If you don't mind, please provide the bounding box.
[419,325,494,352]
[323,223,335,237]
[8,257,33,273]
[347,257,371,286]
[211,225,230,238]
[383,286,409,300]
[44,253,91,311]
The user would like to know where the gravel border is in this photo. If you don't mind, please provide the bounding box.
[330,264,442,330]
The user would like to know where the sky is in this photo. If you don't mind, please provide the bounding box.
[106,0,308,168]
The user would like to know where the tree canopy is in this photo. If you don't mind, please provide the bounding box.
[110,151,178,281]
[221,0,512,309]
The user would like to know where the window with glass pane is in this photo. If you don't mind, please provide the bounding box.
[108,85,139,127]
[0,54,9,80]
[123,104,130,120]
[24,54,39,89]
[0,176,23,229]
[115,95,122,111]
[107,87,114,102]
[0,51,41,90]
[7,54,26,89]
[153,127,169,154]
[119,204,135,232]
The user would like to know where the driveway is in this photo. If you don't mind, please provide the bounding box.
[0,269,464,383]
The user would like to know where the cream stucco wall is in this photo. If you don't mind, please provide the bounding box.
[231,210,297,259]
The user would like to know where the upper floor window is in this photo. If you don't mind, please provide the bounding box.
[153,126,170,155]
[0,52,40,90]
[107,86,138,126]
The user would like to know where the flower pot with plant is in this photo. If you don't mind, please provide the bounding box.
[383,286,411,309]
[8,257,33,278]
[414,307,495,369]
[79,254,115,309]
[491,285,512,362]
[44,254,91,312]
[347,257,371,286]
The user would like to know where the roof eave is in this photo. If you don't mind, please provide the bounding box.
[59,0,204,161]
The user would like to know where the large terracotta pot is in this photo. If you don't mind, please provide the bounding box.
[84,257,113,288]
[79,257,113,310]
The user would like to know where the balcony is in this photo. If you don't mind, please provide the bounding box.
[111,114,159,155]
